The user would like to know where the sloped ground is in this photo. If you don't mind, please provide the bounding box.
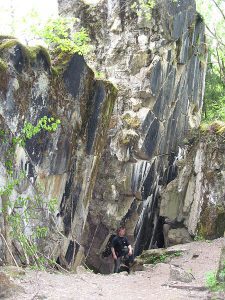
[3,238,225,300]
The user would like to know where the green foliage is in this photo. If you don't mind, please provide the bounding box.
[0,116,60,176]
[22,116,60,141]
[143,251,182,265]
[0,116,60,269]
[48,197,58,214]
[10,116,61,147]
[0,39,18,53]
[35,226,48,239]
[0,129,5,137]
[131,0,179,21]
[206,271,219,291]
[6,192,56,268]
[194,234,206,241]
[94,71,106,80]
[173,251,182,257]
[0,58,7,72]
[196,0,225,122]
[217,260,225,282]
[0,178,58,269]
[205,259,225,291]
[131,0,156,21]
[200,120,225,135]
[206,271,225,291]
[32,17,90,56]
[0,177,21,197]
[202,65,225,121]
[27,46,51,67]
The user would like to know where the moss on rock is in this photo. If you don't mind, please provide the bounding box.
[0,39,30,70]
[0,38,51,69]
[131,248,183,272]
[0,39,19,53]
[118,129,139,145]
[200,121,225,135]
[0,35,15,41]
[51,54,73,76]
[28,45,51,67]
[0,58,7,73]
[0,58,9,93]
[198,204,225,239]
[122,113,141,129]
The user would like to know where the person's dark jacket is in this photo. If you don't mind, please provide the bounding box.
[111,236,130,257]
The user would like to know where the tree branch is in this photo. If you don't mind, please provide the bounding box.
[211,0,225,21]
[205,24,225,47]
[0,233,19,267]
[215,46,225,83]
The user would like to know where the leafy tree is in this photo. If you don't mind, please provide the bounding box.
[196,0,225,121]
[203,59,225,120]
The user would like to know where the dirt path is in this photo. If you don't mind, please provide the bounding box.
[4,238,225,300]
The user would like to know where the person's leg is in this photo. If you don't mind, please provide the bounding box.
[114,257,121,273]
[124,254,134,269]
[121,254,134,274]
[129,254,134,264]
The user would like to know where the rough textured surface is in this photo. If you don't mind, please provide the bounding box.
[160,128,225,240]
[167,228,192,246]
[169,265,194,283]
[59,0,207,272]
[0,37,117,268]
[1,0,218,276]
[0,270,24,298]
[131,247,186,271]
[6,238,225,300]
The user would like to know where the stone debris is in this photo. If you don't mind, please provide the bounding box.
[169,265,195,283]
[2,239,225,300]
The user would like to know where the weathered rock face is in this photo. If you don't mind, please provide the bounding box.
[1,0,216,275]
[0,37,116,268]
[160,127,225,243]
[59,0,207,272]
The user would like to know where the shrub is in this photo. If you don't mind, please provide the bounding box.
[32,17,90,56]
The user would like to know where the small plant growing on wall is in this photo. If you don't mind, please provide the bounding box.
[131,0,156,21]
[32,17,90,57]
[0,116,60,269]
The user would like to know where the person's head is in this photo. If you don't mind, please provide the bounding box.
[117,226,126,237]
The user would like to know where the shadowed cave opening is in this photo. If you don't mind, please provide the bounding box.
[79,154,180,274]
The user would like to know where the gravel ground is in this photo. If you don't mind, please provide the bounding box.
[5,238,225,300]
